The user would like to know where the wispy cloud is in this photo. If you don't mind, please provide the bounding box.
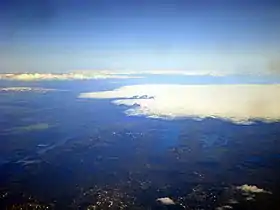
[216,205,233,210]
[7,123,50,134]
[79,84,280,124]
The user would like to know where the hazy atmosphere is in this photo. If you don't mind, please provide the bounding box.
[1,0,280,75]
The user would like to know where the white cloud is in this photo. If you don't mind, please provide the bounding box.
[79,84,280,124]
[0,72,142,81]
[0,87,62,92]
[236,184,271,194]
[156,197,175,205]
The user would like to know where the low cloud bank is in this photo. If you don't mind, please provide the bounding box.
[104,70,223,76]
[0,73,141,81]
[79,84,280,124]
[0,87,61,92]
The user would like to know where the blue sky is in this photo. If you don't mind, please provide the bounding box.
[0,0,280,74]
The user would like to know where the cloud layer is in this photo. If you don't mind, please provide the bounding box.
[0,73,141,81]
[79,84,280,124]
[0,87,60,92]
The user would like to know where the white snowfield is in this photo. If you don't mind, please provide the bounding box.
[79,84,280,124]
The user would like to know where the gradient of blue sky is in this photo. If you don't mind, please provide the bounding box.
[0,0,280,74]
